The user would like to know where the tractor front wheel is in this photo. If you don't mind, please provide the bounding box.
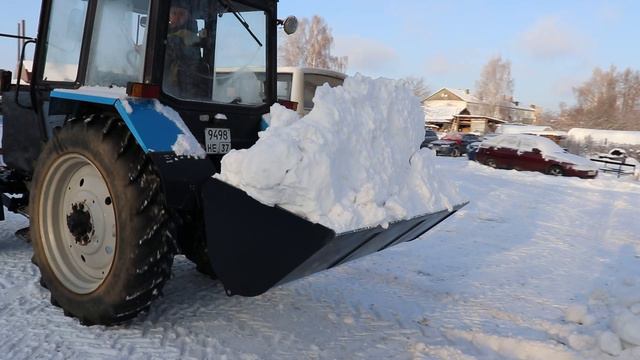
[30,114,176,325]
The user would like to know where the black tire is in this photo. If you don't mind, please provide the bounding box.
[30,113,176,326]
[485,158,498,168]
[548,165,564,176]
[451,147,461,157]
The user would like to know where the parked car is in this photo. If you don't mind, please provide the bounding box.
[420,129,439,148]
[428,132,481,157]
[476,134,599,178]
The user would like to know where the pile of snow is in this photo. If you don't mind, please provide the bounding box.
[561,283,640,359]
[568,128,640,146]
[215,74,462,232]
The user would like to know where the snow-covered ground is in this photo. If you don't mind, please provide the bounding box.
[1,157,639,360]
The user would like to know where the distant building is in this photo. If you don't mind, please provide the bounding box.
[422,88,537,133]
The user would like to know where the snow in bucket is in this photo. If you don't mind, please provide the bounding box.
[214,74,463,232]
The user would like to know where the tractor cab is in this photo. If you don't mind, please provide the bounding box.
[3,0,281,176]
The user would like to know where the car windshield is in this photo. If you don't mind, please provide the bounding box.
[163,0,267,105]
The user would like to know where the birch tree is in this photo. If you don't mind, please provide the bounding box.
[562,66,640,130]
[279,16,347,73]
[475,56,514,120]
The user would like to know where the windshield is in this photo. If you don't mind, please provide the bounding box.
[163,0,267,105]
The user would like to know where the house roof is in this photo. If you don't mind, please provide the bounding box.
[425,88,535,112]
[446,88,480,103]
[423,102,467,122]
[424,88,479,103]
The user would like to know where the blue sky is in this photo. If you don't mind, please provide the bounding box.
[1,1,639,110]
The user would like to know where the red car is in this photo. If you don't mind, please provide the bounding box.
[476,134,599,178]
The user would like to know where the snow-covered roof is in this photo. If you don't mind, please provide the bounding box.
[446,88,480,103]
[425,88,535,112]
[567,128,640,146]
[423,101,466,122]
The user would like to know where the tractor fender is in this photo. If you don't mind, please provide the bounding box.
[50,89,202,154]
[49,89,215,211]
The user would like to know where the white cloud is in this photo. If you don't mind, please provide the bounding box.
[334,36,398,74]
[424,55,461,76]
[520,16,586,59]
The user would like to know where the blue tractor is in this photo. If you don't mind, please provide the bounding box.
[0,0,463,326]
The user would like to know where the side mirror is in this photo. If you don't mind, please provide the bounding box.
[282,16,298,35]
[532,148,541,154]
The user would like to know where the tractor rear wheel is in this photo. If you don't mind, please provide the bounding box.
[30,113,176,325]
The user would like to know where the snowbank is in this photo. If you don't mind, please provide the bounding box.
[568,128,640,146]
[215,74,462,232]
[562,282,640,359]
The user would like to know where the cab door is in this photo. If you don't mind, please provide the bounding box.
[3,0,91,173]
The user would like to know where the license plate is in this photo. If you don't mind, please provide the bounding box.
[205,128,231,154]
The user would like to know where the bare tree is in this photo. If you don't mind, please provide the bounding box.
[279,19,308,69]
[618,68,640,128]
[561,66,640,130]
[475,56,514,120]
[279,16,347,73]
[400,76,430,100]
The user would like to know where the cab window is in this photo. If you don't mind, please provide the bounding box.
[42,0,88,82]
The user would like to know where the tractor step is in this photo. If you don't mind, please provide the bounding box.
[201,178,465,297]
[0,166,29,220]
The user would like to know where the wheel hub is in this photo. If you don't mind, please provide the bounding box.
[39,154,117,294]
[66,202,94,246]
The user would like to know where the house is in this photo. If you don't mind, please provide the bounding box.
[422,88,537,134]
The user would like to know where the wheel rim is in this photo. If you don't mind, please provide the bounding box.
[487,159,497,168]
[39,153,117,294]
[549,167,562,176]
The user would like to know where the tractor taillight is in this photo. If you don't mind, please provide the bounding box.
[126,82,161,98]
[277,99,298,111]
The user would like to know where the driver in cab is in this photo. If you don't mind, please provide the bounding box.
[164,0,209,99]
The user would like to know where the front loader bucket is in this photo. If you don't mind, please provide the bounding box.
[202,178,465,297]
